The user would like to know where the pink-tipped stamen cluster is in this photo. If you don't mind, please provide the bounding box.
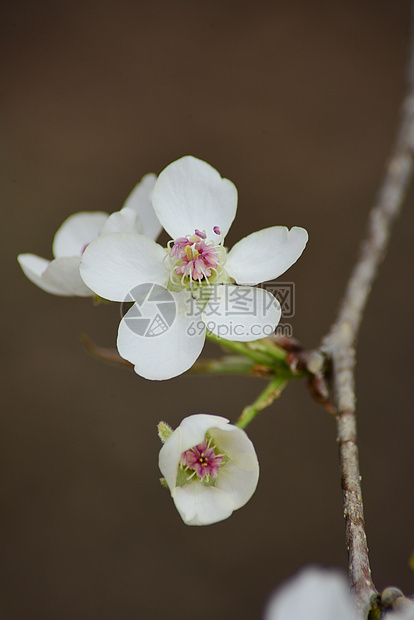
[181,439,223,481]
[168,227,224,284]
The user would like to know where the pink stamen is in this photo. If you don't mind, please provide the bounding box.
[181,439,223,480]
[169,237,192,259]
[169,228,221,281]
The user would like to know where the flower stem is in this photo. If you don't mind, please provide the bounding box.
[206,331,288,368]
[189,356,256,375]
[250,337,288,363]
[235,375,288,429]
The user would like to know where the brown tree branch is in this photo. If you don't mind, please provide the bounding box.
[319,5,414,616]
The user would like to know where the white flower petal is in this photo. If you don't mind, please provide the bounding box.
[264,567,358,620]
[394,605,414,620]
[52,212,109,258]
[209,425,259,471]
[152,156,237,240]
[177,413,230,452]
[80,233,168,301]
[172,484,235,526]
[159,414,230,492]
[202,284,281,341]
[214,461,259,510]
[209,425,259,508]
[42,256,92,296]
[225,226,309,285]
[17,254,70,295]
[117,290,206,380]
[121,173,162,240]
[100,207,144,235]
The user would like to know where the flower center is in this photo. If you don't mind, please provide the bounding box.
[165,227,226,289]
[181,438,223,482]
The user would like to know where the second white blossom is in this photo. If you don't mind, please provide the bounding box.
[158,414,260,526]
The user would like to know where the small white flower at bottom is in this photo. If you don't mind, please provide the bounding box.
[264,567,360,620]
[158,414,259,526]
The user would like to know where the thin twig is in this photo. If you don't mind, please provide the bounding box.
[320,6,414,616]
[80,333,133,367]
[80,333,274,377]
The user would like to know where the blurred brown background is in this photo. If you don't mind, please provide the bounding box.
[2,1,414,618]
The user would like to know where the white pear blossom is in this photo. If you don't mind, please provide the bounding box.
[264,567,360,620]
[18,174,161,296]
[80,156,309,380]
[158,414,259,526]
